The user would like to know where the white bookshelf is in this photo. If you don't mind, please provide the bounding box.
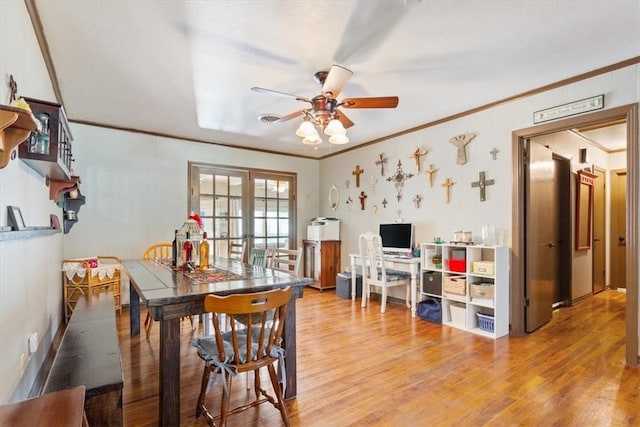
[420,243,510,339]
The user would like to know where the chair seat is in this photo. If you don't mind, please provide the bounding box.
[193,327,281,366]
[376,268,411,281]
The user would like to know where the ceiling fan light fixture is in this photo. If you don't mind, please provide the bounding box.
[329,133,349,145]
[324,118,346,136]
[295,119,316,137]
[302,134,322,145]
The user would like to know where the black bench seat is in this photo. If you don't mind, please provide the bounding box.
[44,292,123,426]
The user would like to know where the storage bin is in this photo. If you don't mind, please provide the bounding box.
[336,271,362,299]
[477,313,495,333]
[448,258,466,272]
[443,275,466,296]
[422,271,442,295]
[417,297,441,323]
[470,283,494,301]
[448,302,466,328]
[472,261,495,275]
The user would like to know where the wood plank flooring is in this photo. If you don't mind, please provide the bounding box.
[116,288,639,426]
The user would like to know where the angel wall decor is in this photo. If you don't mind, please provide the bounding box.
[449,132,477,165]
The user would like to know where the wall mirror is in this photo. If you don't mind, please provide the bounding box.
[328,185,340,210]
[575,169,596,250]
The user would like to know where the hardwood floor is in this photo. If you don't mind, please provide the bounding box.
[117,288,639,426]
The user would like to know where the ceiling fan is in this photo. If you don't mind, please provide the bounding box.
[251,65,399,141]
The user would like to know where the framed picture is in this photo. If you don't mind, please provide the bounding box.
[50,214,61,230]
[7,206,26,231]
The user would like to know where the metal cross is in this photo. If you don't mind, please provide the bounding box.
[352,165,364,187]
[382,198,388,208]
[471,171,495,202]
[425,164,438,187]
[386,160,414,202]
[9,75,18,102]
[490,147,499,160]
[441,178,455,204]
[375,153,387,176]
[409,147,427,172]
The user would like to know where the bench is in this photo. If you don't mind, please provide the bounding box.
[0,386,86,427]
[44,292,123,426]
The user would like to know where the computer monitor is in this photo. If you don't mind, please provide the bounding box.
[379,223,414,253]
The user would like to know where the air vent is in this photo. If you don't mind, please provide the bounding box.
[257,113,280,123]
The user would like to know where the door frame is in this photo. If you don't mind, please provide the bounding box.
[511,103,638,367]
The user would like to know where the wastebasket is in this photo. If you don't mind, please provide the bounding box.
[336,271,362,299]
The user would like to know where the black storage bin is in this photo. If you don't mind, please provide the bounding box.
[422,270,442,296]
[418,297,442,323]
[336,271,362,299]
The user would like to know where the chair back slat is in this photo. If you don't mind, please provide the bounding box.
[143,243,172,261]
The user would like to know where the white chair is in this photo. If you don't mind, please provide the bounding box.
[269,247,303,277]
[358,231,411,313]
[228,241,247,262]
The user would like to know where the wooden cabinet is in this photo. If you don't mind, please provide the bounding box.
[0,105,37,169]
[303,240,341,290]
[62,256,122,322]
[420,243,509,339]
[19,97,73,179]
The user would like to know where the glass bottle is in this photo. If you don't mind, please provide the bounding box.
[199,232,210,270]
[171,229,178,267]
[183,231,193,269]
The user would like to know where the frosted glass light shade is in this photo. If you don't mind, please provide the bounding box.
[324,119,345,136]
[296,119,315,137]
[329,133,349,144]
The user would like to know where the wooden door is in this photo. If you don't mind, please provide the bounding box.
[610,169,627,289]
[592,166,606,294]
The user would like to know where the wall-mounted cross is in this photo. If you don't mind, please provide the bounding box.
[425,164,438,187]
[9,75,18,102]
[375,153,387,176]
[409,147,427,172]
[382,198,388,209]
[386,160,414,202]
[471,171,495,202]
[352,164,364,187]
[359,191,367,210]
[441,178,455,204]
[490,147,499,160]
[369,175,377,194]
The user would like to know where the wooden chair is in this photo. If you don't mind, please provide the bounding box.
[359,231,411,313]
[142,242,172,261]
[142,243,173,339]
[228,241,247,262]
[268,247,303,277]
[192,287,292,427]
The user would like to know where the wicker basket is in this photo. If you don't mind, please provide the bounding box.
[443,275,466,296]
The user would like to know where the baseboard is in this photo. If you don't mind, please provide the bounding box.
[27,318,66,398]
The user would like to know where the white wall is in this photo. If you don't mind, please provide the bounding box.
[0,1,64,402]
[319,65,640,303]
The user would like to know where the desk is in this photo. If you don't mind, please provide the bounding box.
[349,254,421,317]
[123,258,313,427]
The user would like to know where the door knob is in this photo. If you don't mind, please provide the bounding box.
[619,236,626,245]
[540,242,555,248]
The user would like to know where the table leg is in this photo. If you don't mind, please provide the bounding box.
[410,264,418,317]
[283,298,297,399]
[351,258,356,301]
[159,317,180,426]
[130,284,140,336]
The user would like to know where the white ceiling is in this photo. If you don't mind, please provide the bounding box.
[32,1,640,159]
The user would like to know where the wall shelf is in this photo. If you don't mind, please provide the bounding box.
[0,227,61,242]
[48,176,80,202]
[0,105,37,169]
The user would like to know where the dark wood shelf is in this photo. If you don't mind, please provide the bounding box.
[0,105,37,169]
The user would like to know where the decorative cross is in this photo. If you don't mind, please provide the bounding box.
[441,178,455,204]
[369,175,377,194]
[449,132,477,165]
[375,153,388,176]
[382,198,388,208]
[425,164,438,187]
[490,147,499,160]
[409,147,427,172]
[372,204,378,214]
[345,197,353,211]
[359,191,367,210]
[344,180,350,189]
[352,165,364,187]
[471,171,495,202]
[9,75,18,102]
[386,160,414,202]
[412,194,422,208]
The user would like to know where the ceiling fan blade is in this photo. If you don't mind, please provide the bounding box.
[341,97,399,109]
[251,87,310,103]
[321,65,353,98]
[276,110,305,123]
[335,110,355,129]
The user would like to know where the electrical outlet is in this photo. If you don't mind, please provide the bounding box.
[28,332,38,354]
[20,353,26,376]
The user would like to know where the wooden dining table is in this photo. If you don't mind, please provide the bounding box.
[123,258,313,427]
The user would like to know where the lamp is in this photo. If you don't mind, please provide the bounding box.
[297,113,349,145]
[329,133,349,145]
[324,118,346,136]
[296,118,316,138]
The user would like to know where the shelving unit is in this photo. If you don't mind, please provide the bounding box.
[303,239,341,290]
[0,105,37,168]
[420,243,509,339]
[61,190,86,234]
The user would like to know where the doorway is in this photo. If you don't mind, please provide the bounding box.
[511,103,638,366]
[592,166,606,294]
[610,169,627,289]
